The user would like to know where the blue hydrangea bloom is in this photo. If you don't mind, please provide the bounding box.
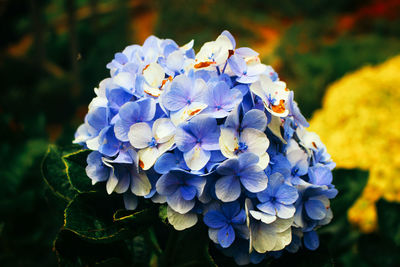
[256,172,298,219]
[215,153,268,202]
[74,31,337,264]
[156,170,206,214]
[204,201,246,248]
[175,115,220,171]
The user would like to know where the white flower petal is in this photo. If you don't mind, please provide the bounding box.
[128,122,153,149]
[138,147,160,170]
[143,62,164,88]
[86,136,100,151]
[257,152,270,170]
[157,137,175,155]
[167,206,198,231]
[170,103,207,126]
[184,145,211,171]
[131,170,152,196]
[219,127,238,158]
[249,210,277,224]
[113,72,135,90]
[272,228,292,251]
[240,128,269,156]
[153,118,176,143]
[106,171,118,195]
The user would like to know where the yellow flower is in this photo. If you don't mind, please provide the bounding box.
[309,55,400,232]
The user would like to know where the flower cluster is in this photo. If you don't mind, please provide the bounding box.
[74,31,337,265]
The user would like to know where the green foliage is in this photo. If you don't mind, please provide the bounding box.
[42,145,77,201]
[41,145,218,266]
[63,149,96,193]
[377,200,400,247]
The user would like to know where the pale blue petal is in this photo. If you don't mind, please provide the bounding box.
[137,98,156,121]
[166,50,184,72]
[240,165,268,193]
[215,175,241,202]
[241,109,268,132]
[221,30,236,48]
[162,75,191,111]
[256,201,276,215]
[308,165,332,186]
[275,203,296,219]
[167,189,195,214]
[175,126,197,152]
[217,157,239,176]
[305,199,327,220]
[237,153,259,169]
[276,184,298,205]
[156,172,180,196]
[228,54,246,76]
[118,101,140,123]
[87,107,107,130]
[128,122,153,149]
[183,145,211,171]
[235,47,258,57]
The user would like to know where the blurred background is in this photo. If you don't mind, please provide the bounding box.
[1,0,400,266]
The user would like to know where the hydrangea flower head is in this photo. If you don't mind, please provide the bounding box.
[74,31,337,265]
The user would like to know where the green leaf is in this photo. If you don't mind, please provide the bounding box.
[54,229,131,267]
[316,169,368,264]
[64,192,132,243]
[158,223,217,267]
[62,149,98,193]
[377,199,400,247]
[41,145,77,202]
[357,234,400,267]
[268,244,334,267]
[113,208,156,224]
[158,204,168,224]
[330,169,369,214]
